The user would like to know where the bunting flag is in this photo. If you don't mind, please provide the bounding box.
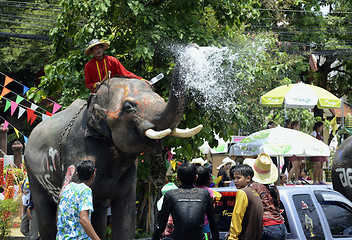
[3,120,9,130]
[30,103,38,111]
[41,113,50,121]
[10,101,18,116]
[14,127,19,138]
[23,86,29,95]
[1,87,10,97]
[52,102,62,115]
[30,113,37,125]
[213,175,223,185]
[15,95,24,104]
[46,111,52,117]
[23,136,28,144]
[27,108,34,123]
[4,100,11,112]
[18,107,25,119]
[4,76,14,86]
[170,160,177,171]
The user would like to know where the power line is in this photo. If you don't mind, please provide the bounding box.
[0,2,61,12]
[0,10,58,19]
[255,8,352,14]
[0,13,58,22]
[0,32,50,41]
[1,0,61,8]
[0,18,54,28]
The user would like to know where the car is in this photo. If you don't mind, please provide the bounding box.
[212,184,352,240]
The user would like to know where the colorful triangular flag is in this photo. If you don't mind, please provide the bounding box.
[4,100,11,112]
[14,127,19,138]
[52,102,62,115]
[42,113,50,121]
[15,95,24,104]
[46,111,52,117]
[18,107,25,119]
[10,101,18,116]
[4,76,14,86]
[27,108,34,123]
[1,87,11,97]
[30,103,38,111]
[23,135,28,144]
[30,114,37,125]
[171,160,177,171]
[3,120,9,131]
[23,86,29,95]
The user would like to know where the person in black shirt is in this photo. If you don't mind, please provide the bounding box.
[152,162,219,240]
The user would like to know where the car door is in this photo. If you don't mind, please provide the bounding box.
[314,190,352,240]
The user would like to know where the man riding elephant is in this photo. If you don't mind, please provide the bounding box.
[84,39,148,92]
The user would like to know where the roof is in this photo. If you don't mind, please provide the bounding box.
[330,102,352,117]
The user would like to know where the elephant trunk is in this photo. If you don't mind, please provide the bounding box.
[154,61,187,130]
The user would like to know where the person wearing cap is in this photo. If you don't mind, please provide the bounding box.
[191,157,207,167]
[156,183,178,238]
[84,39,144,92]
[152,162,219,240]
[217,157,235,187]
[245,153,287,240]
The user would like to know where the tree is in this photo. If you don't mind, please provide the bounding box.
[27,0,307,234]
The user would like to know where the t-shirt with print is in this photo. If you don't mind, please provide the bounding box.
[56,182,94,240]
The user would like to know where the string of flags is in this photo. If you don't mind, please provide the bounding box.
[0,72,64,143]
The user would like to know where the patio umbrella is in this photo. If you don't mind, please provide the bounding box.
[229,126,330,157]
[261,82,341,109]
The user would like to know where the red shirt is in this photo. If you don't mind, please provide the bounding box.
[84,55,142,92]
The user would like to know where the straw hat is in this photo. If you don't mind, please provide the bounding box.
[243,153,278,184]
[84,39,110,55]
[217,157,235,170]
[191,157,207,166]
[157,182,178,211]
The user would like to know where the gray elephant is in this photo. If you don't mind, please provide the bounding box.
[332,136,352,202]
[24,60,202,239]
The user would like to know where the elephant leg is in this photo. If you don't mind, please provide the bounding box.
[27,170,58,240]
[111,164,137,240]
[92,199,108,239]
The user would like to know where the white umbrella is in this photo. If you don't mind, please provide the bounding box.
[229,126,330,157]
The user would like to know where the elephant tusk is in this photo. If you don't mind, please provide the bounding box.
[170,124,203,138]
[145,128,172,139]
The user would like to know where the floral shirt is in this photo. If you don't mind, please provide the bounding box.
[56,182,94,240]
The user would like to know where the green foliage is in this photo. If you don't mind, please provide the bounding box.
[0,199,20,240]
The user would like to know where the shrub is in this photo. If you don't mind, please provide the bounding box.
[0,199,20,240]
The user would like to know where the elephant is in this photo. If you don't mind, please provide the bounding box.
[332,136,352,202]
[24,58,202,239]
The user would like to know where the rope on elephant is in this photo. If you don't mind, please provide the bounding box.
[58,102,88,171]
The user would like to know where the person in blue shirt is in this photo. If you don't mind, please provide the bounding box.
[56,160,100,240]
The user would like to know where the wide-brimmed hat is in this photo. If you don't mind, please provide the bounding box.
[84,39,110,55]
[243,153,278,184]
[191,157,207,166]
[157,182,178,211]
[217,157,235,170]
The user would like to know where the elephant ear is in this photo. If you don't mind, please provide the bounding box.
[86,94,112,139]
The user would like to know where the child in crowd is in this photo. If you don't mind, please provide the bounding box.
[228,164,263,240]
[280,173,287,186]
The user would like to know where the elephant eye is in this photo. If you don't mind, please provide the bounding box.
[122,101,137,113]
